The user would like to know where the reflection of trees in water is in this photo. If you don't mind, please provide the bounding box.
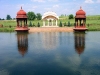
[42,32,58,50]
[74,33,85,55]
[17,33,28,56]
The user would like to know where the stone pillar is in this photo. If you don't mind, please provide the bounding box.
[26,20,27,27]
[80,19,81,27]
[43,20,45,26]
[56,20,57,26]
[52,19,53,26]
[17,20,19,27]
[48,19,49,26]
[24,20,26,27]
[83,19,85,27]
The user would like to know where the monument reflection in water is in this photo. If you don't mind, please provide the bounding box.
[17,33,28,56]
[74,32,85,55]
[1,32,100,75]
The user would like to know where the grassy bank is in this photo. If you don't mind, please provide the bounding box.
[0,15,100,32]
[0,28,15,32]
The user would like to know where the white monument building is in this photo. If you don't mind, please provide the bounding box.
[42,11,59,27]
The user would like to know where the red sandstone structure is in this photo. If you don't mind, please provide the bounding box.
[15,7,29,32]
[73,7,88,32]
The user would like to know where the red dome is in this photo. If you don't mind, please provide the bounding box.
[16,7,27,18]
[76,7,86,15]
[17,7,26,15]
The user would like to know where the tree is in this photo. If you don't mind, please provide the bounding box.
[29,21,32,27]
[33,23,35,27]
[27,11,36,21]
[68,21,70,27]
[6,15,12,20]
[69,14,74,19]
[13,18,16,20]
[64,22,67,26]
[98,17,100,20]
[2,18,5,20]
[36,13,42,20]
[37,22,40,27]
[59,21,62,27]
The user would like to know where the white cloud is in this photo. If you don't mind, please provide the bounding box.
[85,0,94,3]
[48,0,59,2]
[31,0,45,3]
[31,0,59,3]
[97,0,100,3]
[44,4,59,12]
[32,6,38,9]
[53,4,59,8]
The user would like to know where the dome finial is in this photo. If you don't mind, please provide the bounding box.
[21,6,22,9]
[80,6,82,10]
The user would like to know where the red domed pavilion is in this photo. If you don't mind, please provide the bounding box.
[15,7,29,32]
[73,7,88,32]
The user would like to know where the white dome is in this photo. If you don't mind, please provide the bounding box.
[42,11,59,19]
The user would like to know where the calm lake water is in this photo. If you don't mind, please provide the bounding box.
[0,31,100,75]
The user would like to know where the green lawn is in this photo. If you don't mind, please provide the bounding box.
[0,15,100,31]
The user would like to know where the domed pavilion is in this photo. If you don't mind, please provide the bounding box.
[15,7,29,32]
[42,11,59,27]
[73,7,88,32]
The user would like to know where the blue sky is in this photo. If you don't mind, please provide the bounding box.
[0,0,100,19]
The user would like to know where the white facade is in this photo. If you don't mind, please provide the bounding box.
[42,11,59,27]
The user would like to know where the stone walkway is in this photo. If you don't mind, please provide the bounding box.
[29,27,73,33]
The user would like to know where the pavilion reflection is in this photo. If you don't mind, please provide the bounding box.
[42,32,58,50]
[74,32,86,55]
[16,33,28,56]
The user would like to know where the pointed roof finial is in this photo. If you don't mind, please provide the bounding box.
[80,6,82,10]
[21,6,22,9]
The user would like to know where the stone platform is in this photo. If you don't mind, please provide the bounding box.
[29,27,73,33]
[15,27,30,32]
[73,27,88,32]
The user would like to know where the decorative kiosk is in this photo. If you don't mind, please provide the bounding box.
[42,11,59,27]
[15,7,29,32]
[73,7,88,32]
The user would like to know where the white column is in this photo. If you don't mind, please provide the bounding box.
[56,20,57,26]
[43,20,45,26]
[52,19,53,26]
[48,19,49,26]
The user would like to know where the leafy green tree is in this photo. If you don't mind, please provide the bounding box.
[29,21,32,27]
[33,23,35,27]
[0,18,1,20]
[2,18,5,20]
[27,11,36,21]
[98,17,100,20]
[6,15,12,20]
[13,18,16,20]
[64,22,67,26]
[37,22,40,27]
[68,21,70,27]
[59,21,62,27]
[36,13,42,20]
[69,14,74,19]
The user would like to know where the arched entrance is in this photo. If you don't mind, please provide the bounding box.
[42,11,59,27]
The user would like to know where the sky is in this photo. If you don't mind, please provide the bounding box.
[0,0,100,19]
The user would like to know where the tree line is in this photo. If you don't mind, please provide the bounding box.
[1,12,42,20]
[0,12,74,20]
